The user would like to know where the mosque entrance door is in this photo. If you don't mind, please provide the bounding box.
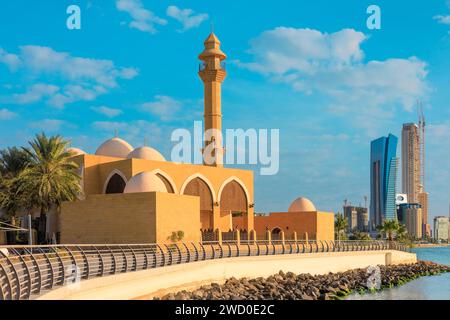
[183,177,214,230]
[220,180,248,231]
[271,227,282,240]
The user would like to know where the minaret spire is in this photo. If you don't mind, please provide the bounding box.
[198,32,227,167]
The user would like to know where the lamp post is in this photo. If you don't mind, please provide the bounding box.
[28,214,32,246]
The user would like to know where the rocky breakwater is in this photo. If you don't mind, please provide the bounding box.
[160,261,450,300]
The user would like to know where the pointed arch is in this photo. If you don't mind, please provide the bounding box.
[180,173,216,202]
[181,173,216,230]
[148,169,178,194]
[218,176,251,205]
[103,169,127,194]
[271,227,282,234]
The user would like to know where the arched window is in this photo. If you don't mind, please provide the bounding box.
[105,173,126,194]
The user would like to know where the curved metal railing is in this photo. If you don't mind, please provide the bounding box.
[0,240,408,300]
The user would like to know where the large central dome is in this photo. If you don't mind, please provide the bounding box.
[95,137,133,158]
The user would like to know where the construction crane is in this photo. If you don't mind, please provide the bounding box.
[418,100,426,190]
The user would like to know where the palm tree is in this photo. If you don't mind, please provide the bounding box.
[335,212,348,242]
[0,176,22,217]
[377,219,399,241]
[0,147,31,178]
[15,133,82,243]
[352,230,371,240]
[0,147,31,217]
[396,224,407,241]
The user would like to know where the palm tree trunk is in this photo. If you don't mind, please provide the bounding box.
[38,207,47,244]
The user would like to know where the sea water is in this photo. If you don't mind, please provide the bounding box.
[347,246,450,300]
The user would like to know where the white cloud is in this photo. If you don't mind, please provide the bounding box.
[0,48,21,71]
[236,27,429,134]
[91,105,123,118]
[238,28,366,74]
[18,45,137,87]
[166,6,208,32]
[0,46,138,107]
[8,84,60,105]
[0,108,17,120]
[141,95,182,120]
[30,119,66,132]
[116,0,167,34]
[433,14,450,24]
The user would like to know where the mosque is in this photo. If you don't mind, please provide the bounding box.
[58,33,334,244]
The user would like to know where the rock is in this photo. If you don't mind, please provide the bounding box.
[161,293,175,300]
[174,291,190,300]
[161,261,449,301]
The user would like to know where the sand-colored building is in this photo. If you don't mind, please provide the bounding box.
[252,198,334,241]
[55,33,335,245]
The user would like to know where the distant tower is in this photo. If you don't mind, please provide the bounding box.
[198,32,227,167]
[370,134,399,227]
[401,122,421,203]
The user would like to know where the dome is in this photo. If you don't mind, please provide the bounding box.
[67,147,86,156]
[95,137,133,158]
[124,172,167,194]
[127,146,165,161]
[288,197,317,212]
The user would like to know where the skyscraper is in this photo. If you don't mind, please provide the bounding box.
[402,123,421,202]
[401,120,430,238]
[370,134,399,228]
[398,203,423,239]
[418,191,429,236]
[433,216,449,241]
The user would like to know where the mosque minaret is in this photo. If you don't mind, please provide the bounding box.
[198,33,227,167]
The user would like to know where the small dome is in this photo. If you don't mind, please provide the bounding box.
[127,146,165,161]
[124,172,167,194]
[67,147,86,156]
[288,197,317,212]
[95,137,133,158]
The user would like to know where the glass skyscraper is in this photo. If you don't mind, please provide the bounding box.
[370,134,399,228]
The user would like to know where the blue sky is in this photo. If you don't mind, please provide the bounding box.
[0,0,449,222]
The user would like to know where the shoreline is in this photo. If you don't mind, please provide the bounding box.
[159,261,450,300]
[413,244,450,248]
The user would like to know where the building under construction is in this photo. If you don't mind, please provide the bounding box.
[401,103,430,238]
